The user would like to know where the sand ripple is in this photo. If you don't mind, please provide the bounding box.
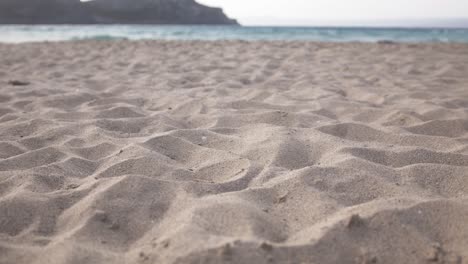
[0,41,468,264]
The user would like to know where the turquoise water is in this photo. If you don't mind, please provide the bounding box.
[0,25,468,43]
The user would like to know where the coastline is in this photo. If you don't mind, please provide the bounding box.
[1,25,468,43]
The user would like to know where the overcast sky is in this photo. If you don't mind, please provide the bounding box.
[198,0,468,26]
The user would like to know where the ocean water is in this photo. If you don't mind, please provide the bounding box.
[0,25,468,43]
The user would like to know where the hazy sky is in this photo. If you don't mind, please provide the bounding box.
[198,0,468,26]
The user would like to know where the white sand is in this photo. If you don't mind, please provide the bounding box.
[0,40,468,264]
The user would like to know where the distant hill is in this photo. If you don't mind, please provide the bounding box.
[0,0,238,25]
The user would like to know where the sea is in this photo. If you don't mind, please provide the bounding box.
[0,25,468,43]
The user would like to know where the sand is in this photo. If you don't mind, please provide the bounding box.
[0,40,468,264]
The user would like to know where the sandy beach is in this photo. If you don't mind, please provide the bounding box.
[1,40,468,264]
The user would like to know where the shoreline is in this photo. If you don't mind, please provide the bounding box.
[2,38,468,45]
[1,25,468,44]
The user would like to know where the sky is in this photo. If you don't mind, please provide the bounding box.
[197,0,468,26]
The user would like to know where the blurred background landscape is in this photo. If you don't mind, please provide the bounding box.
[0,0,467,43]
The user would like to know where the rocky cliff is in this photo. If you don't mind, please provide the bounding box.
[0,0,94,24]
[0,0,238,25]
